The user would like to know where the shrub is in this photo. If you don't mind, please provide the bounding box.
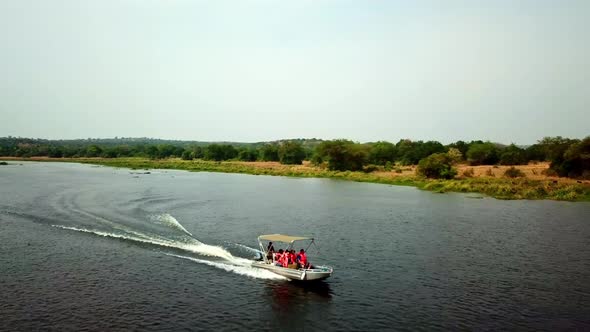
[504,167,526,178]
[447,148,463,163]
[384,161,393,171]
[542,168,558,177]
[310,153,323,166]
[462,168,474,178]
[363,165,380,173]
[181,150,193,160]
[417,153,457,179]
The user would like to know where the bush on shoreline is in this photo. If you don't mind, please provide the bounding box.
[504,167,526,178]
[417,153,457,179]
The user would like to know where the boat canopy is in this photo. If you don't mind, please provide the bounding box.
[258,234,312,243]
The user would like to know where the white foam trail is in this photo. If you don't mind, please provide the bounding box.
[229,242,264,255]
[166,254,286,280]
[51,225,233,260]
[151,213,193,236]
[49,224,279,280]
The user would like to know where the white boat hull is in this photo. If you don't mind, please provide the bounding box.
[252,262,333,281]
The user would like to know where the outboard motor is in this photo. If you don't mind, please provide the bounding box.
[253,251,264,261]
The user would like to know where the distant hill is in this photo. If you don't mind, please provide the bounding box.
[0,136,325,148]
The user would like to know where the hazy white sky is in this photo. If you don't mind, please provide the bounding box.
[1,0,588,144]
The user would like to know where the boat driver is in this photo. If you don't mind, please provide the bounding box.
[266,241,275,260]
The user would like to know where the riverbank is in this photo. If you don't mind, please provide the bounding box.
[2,157,589,201]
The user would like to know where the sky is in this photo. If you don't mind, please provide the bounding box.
[0,0,588,144]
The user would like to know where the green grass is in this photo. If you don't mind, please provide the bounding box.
[6,157,590,201]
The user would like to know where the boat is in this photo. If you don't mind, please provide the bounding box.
[251,234,333,281]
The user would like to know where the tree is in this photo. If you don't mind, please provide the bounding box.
[395,139,416,165]
[368,141,396,165]
[86,145,103,157]
[260,144,280,162]
[538,136,579,162]
[466,142,499,165]
[146,145,159,159]
[395,140,445,165]
[446,148,463,164]
[238,148,258,162]
[48,146,63,158]
[417,152,457,179]
[448,140,469,158]
[101,147,118,158]
[499,144,527,165]
[205,144,224,161]
[315,140,368,171]
[157,144,177,158]
[181,150,193,160]
[204,144,237,161]
[278,141,306,165]
[525,144,546,161]
[538,137,580,176]
[190,146,204,159]
[551,136,590,178]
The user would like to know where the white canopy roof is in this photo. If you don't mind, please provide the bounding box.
[258,234,312,243]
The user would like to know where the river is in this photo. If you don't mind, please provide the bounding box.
[1,162,589,331]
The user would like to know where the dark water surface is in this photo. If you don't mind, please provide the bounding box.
[1,162,589,331]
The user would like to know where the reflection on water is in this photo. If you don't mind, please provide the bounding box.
[265,281,334,330]
[268,280,333,310]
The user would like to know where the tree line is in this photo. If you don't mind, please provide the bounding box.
[1,136,588,179]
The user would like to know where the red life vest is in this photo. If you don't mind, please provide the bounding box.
[280,253,289,267]
[290,253,296,264]
[297,253,307,265]
[274,252,282,262]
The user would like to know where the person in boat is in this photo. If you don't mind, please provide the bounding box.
[280,249,290,268]
[274,249,284,266]
[266,242,275,260]
[296,249,308,269]
[288,249,298,269]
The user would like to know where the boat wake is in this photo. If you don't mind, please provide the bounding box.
[150,213,193,236]
[166,254,286,280]
[51,214,285,280]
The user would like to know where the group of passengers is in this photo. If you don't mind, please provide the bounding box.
[266,242,312,269]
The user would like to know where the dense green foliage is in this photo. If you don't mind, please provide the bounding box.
[237,148,258,162]
[315,140,368,171]
[368,141,396,165]
[260,144,280,162]
[396,140,446,165]
[466,142,499,165]
[416,152,457,179]
[552,137,590,178]
[499,144,527,165]
[1,135,589,179]
[278,141,306,165]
